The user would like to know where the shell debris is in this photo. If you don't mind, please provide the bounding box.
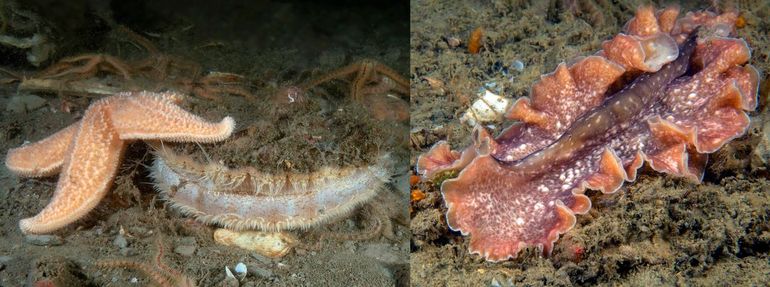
[461,89,510,126]
[214,228,297,258]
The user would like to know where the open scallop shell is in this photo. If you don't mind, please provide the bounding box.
[149,145,393,232]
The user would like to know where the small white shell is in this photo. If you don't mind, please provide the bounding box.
[234,262,247,279]
[512,60,525,72]
[214,229,297,258]
[461,89,510,126]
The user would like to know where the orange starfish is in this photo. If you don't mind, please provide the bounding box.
[5,91,235,234]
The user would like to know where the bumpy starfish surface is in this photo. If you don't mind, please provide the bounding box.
[5,91,235,234]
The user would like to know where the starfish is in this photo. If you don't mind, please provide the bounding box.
[5,91,235,234]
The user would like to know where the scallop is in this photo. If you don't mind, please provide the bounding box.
[149,145,392,232]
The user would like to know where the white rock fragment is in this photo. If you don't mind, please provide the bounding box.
[460,89,510,126]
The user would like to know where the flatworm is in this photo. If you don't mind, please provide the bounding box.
[417,6,759,261]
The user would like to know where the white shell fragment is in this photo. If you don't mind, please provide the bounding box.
[225,266,236,279]
[460,89,510,126]
[214,229,297,258]
[224,266,239,286]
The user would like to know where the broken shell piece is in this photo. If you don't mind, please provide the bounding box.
[225,266,235,279]
[460,89,511,126]
[224,266,239,287]
[214,229,297,258]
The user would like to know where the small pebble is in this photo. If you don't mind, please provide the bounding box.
[174,245,196,256]
[248,265,274,279]
[6,94,47,113]
[113,234,128,249]
[25,234,63,246]
[511,60,525,72]
[446,36,461,48]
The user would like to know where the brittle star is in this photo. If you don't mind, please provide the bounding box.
[96,237,197,287]
[301,59,409,101]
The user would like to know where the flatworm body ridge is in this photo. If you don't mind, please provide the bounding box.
[417,6,760,261]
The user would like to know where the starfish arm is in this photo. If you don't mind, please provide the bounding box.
[5,122,79,177]
[19,102,125,234]
[109,91,235,143]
